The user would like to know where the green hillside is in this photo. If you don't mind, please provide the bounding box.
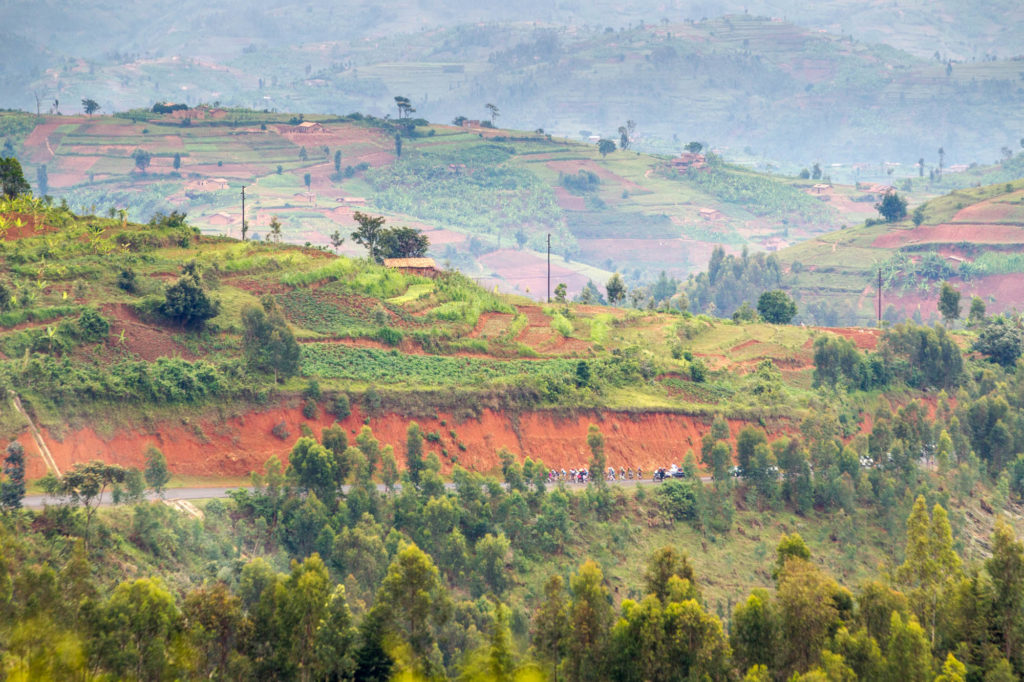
[2,110,876,300]
[773,177,1024,325]
[2,192,1024,680]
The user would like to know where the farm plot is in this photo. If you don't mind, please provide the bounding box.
[301,343,576,386]
[277,283,433,335]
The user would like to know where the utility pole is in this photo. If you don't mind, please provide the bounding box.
[546,233,551,303]
[240,185,247,241]
[877,268,882,327]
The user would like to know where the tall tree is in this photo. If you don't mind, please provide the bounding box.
[565,560,613,682]
[373,543,451,678]
[533,574,569,676]
[0,157,30,198]
[876,192,908,222]
[35,164,47,196]
[485,102,499,124]
[986,520,1024,664]
[81,98,100,115]
[606,273,626,305]
[288,437,342,505]
[0,442,26,511]
[597,138,616,157]
[351,212,388,263]
[757,290,797,324]
[241,296,299,381]
[314,585,357,680]
[643,545,699,603]
[896,497,962,645]
[938,282,962,327]
[330,230,345,253]
[41,461,127,548]
[143,445,170,496]
[131,148,151,173]
[378,226,429,259]
[586,424,607,486]
[405,422,425,488]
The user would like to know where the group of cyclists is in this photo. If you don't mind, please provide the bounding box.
[547,466,646,483]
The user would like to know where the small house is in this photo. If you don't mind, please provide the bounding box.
[671,152,707,171]
[293,121,325,134]
[698,207,723,221]
[383,258,440,278]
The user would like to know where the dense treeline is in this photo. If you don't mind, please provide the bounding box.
[2,394,1024,679]
[685,246,784,319]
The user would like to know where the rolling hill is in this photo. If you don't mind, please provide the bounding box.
[775,177,1024,325]
[2,109,886,300]
[5,12,1024,167]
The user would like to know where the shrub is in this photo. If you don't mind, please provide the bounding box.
[690,358,707,383]
[302,397,318,419]
[303,380,322,401]
[77,308,110,342]
[657,479,699,520]
[376,326,403,346]
[271,421,290,440]
[117,268,138,293]
[159,268,220,330]
[330,393,351,419]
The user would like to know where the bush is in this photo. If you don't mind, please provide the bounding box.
[303,380,322,401]
[272,421,290,440]
[77,308,110,342]
[302,397,318,419]
[376,326,404,346]
[690,358,707,383]
[159,269,220,330]
[657,479,699,520]
[117,268,138,293]
[330,393,351,419]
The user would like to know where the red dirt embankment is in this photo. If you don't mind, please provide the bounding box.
[17,406,762,480]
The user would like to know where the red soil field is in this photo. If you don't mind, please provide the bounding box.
[16,405,775,480]
[477,249,590,299]
[879,273,1024,318]
[0,213,55,240]
[950,200,1018,224]
[554,187,586,211]
[101,304,197,362]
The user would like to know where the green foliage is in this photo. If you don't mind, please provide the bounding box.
[938,282,961,325]
[687,246,783,318]
[676,163,831,222]
[365,147,561,240]
[242,297,300,381]
[875,192,908,222]
[0,157,31,199]
[605,273,625,305]
[973,316,1024,367]
[0,442,25,511]
[158,264,220,330]
[880,323,963,389]
[143,445,170,496]
[757,290,797,324]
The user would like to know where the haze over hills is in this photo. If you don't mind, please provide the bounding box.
[3,1,1024,167]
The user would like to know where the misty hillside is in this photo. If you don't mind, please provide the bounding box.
[3,2,1023,167]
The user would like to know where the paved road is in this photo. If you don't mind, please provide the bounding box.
[22,486,246,509]
[22,475,714,509]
